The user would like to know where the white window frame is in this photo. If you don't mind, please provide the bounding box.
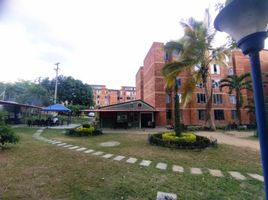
[211,64,220,74]
[229,95,236,104]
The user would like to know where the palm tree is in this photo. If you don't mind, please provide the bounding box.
[162,9,230,131]
[220,73,252,125]
[162,42,183,136]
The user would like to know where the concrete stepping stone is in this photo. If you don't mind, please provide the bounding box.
[247,173,264,182]
[190,168,203,175]
[69,146,80,150]
[63,144,73,148]
[99,141,120,147]
[172,165,184,173]
[228,171,246,180]
[208,169,224,177]
[102,154,114,159]
[113,155,125,161]
[156,163,167,170]
[156,191,177,200]
[76,147,87,151]
[84,149,95,154]
[53,141,62,144]
[57,143,67,146]
[126,157,138,164]
[92,151,104,156]
[140,160,151,167]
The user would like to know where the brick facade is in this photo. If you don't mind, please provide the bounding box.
[136,67,144,100]
[136,42,268,127]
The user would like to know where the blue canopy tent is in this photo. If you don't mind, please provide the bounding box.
[42,104,71,126]
[42,104,70,113]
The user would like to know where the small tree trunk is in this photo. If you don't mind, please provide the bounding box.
[174,79,181,136]
[236,90,242,125]
[204,79,216,131]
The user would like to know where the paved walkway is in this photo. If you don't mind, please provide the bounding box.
[195,131,260,150]
[33,129,264,184]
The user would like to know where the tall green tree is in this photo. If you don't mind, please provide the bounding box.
[40,76,93,107]
[162,9,230,130]
[220,73,252,125]
[162,42,183,136]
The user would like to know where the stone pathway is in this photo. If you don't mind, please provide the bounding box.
[33,129,264,183]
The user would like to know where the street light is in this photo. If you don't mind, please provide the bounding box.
[214,0,268,198]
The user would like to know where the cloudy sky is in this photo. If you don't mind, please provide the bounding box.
[0,0,267,89]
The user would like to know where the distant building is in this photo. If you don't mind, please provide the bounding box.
[90,85,136,107]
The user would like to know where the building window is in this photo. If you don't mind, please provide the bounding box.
[212,80,220,88]
[211,64,220,74]
[197,93,206,103]
[177,93,182,103]
[228,67,234,75]
[229,95,236,104]
[176,77,181,87]
[196,82,204,88]
[166,94,171,104]
[127,97,131,100]
[213,94,223,104]
[214,110,224,120]
[166,109,172,120]
[97,95,100,99]
[231,110,237,120]
[198,110,206,120]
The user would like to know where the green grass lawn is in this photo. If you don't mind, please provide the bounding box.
[0,127,264,199]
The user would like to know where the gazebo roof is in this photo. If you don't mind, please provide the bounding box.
[42,104,70,113]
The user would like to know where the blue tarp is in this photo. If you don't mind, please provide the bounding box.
[42,104,70,113]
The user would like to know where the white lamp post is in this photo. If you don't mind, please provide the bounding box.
[215,0,268,198]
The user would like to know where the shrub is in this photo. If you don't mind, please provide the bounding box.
[162,131,196,142]
[66,127,103,137]
[82,123,91,128]
[0,126,19,148]
[148,132,214,149]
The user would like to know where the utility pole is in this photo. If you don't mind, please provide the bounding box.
[0,89,5,100]
[54,62,60,104]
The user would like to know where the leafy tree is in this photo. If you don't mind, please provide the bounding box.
[162,9,230,130]
[39,76,94,107]
[220,73,252,125]
[0,112,19,148]
[0,75,94,108]
[3,80,51,106]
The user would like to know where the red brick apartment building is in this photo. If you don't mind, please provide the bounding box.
[90,85,136,107]
[136,42,268,127]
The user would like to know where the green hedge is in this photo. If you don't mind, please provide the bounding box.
[162,132,196,142]
[148,132,216,149]
[66,126,102,137]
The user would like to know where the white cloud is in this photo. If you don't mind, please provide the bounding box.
[1,0,265,89]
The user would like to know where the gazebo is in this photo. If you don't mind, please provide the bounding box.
[42,104,71,113]
[42,104,71,126]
